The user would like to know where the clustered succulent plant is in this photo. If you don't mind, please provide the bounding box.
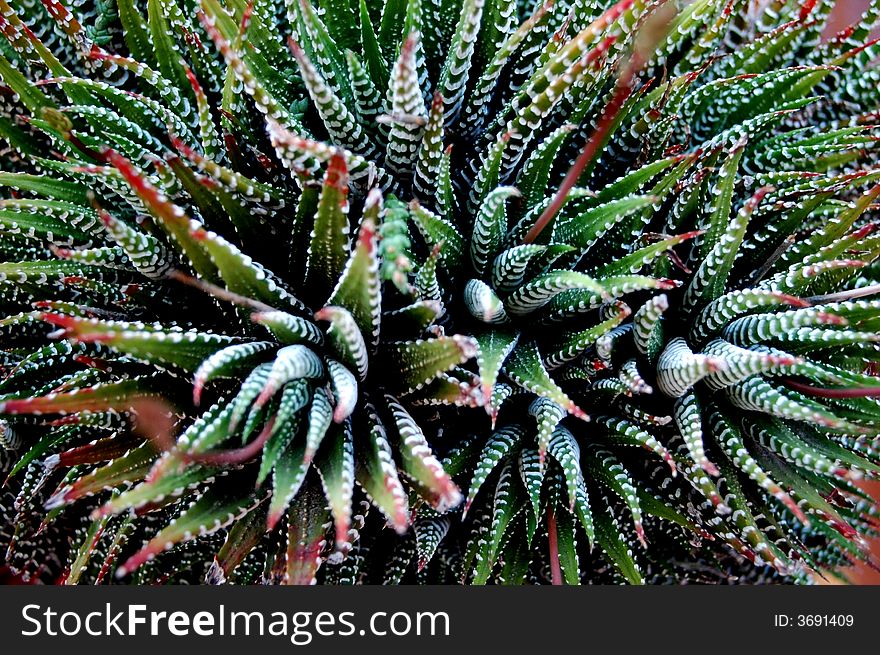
[1,0,880,585]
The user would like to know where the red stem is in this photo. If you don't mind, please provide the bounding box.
[167,269,276,312]
[185,417,276,466]
[522,51,641,245]
[784,378,880,399]
[547,509,564,586]
[804,283,880,304]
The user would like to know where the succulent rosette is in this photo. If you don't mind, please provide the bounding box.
[1,0,880,585]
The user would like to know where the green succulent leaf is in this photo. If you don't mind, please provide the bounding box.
[385,335,478,393]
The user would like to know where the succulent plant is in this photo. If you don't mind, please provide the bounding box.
[1,0,880,585]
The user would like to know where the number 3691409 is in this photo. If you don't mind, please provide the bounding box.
[774,615,854,627]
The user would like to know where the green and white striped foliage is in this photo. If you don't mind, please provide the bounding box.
[1,0,880,585]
